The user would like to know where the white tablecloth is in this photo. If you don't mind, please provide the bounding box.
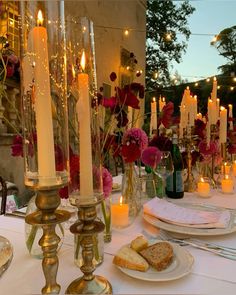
[1,203,236,294]
[1,180,236,294]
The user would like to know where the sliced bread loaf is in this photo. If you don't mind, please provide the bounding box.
[113,246,149,272]
[139,242,173,271]
[130,236,148,252]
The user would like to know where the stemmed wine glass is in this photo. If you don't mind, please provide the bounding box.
[153,151,174,198]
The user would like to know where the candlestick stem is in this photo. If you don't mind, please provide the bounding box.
[25,187,71,294]
[66,197,112,294]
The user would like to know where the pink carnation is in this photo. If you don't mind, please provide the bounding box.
[199,140,217,155]
[141,147,162,169]
[122,128,148,151]
[102,167,113,199]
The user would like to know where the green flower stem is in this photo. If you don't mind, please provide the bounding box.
[101,199,111,235]
[26,225,38,252]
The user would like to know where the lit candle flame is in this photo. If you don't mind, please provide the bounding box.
[220,106,225,111]
[201,177,204,182]
[153,97,156,103]
[225,175,229,180]
[80,51,86,71]
[162,97,165,102]
[119,196,123,206]
[37,10,43,26]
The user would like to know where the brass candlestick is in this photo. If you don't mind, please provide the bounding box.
[182,127,196,192]
[210,124,219,188]
[66,196,112,295]
[25,185,71,294]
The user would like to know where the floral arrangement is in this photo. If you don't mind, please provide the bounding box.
[0,35,20,83]
[141,146,162,169]
[121,127,148,163]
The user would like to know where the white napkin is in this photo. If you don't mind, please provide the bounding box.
[143,198,231,229]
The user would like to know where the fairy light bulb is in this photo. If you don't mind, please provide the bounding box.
[124,29,129,36]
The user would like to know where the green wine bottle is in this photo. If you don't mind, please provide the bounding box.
[166,134,184,199]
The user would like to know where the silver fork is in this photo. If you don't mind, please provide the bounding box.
[159,231,236,260]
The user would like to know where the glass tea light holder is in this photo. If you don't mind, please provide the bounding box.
[64,16,112,294]
[19,1,70,294]
[232,160,236,177]
[197,177,211,198]
[221,175,234,194]
[111,195,130,229]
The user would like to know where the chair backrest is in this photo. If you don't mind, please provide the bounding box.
[0,176,7,215]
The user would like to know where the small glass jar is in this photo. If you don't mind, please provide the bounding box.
[221,175,234,194]
[196,177,211,198]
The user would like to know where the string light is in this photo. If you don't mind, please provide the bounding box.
[230,86,234,91]
[195,82,198,86]
[154,72,159,79]
[206,78,210,82]
[233,77,236,82]
[166,32,172,41]
[124,29,129,36]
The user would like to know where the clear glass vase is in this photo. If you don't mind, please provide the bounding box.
[121,163,141,224]
[74,227,104,268]
[99,196,112,243]
[24,195,64,259]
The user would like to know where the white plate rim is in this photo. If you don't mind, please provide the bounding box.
[116,240,194,282]
[0,235,13,277]
[143,210,236,236]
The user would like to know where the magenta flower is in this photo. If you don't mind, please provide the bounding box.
[141,147,162,169]
[102,167,113,199]
[199,140,217,155]
[122,128,148,151]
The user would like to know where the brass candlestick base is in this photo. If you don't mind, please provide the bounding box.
[25,186,71,294]
[66,197,112,295]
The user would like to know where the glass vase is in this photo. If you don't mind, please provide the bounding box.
[24,195,64,259]
[99,196,112,243]
[74,224,104,268]
[121,163,141,224]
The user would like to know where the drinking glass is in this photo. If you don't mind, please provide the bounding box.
[153,151,174,198]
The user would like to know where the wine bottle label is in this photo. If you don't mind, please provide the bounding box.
[166,171,183,193]
[176,171,184,192]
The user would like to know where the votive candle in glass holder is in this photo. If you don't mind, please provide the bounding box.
[197,177,211,198]
[221,175,234,194]
[232,160,236,177]
[111,196,129,229]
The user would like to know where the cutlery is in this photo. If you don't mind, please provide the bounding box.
[159,231,236,260]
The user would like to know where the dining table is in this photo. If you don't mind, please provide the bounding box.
[1,177,236,294]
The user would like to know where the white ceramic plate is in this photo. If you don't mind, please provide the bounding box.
[112,183,121,192]
[0,236,13,277]
[143,209,236,236]
[116,241,194,282]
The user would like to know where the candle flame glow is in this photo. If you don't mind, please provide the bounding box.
[153,97,156,103]
[225,175,229,180]
[80,51,86,71]
[201,177,204,182]
[37,10,43,26]
[220,106,225,111]
[119,196,123,205]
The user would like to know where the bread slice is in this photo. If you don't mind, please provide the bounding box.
[113,246,149,272]
[130,236,148,252]
[139,242,173,271]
